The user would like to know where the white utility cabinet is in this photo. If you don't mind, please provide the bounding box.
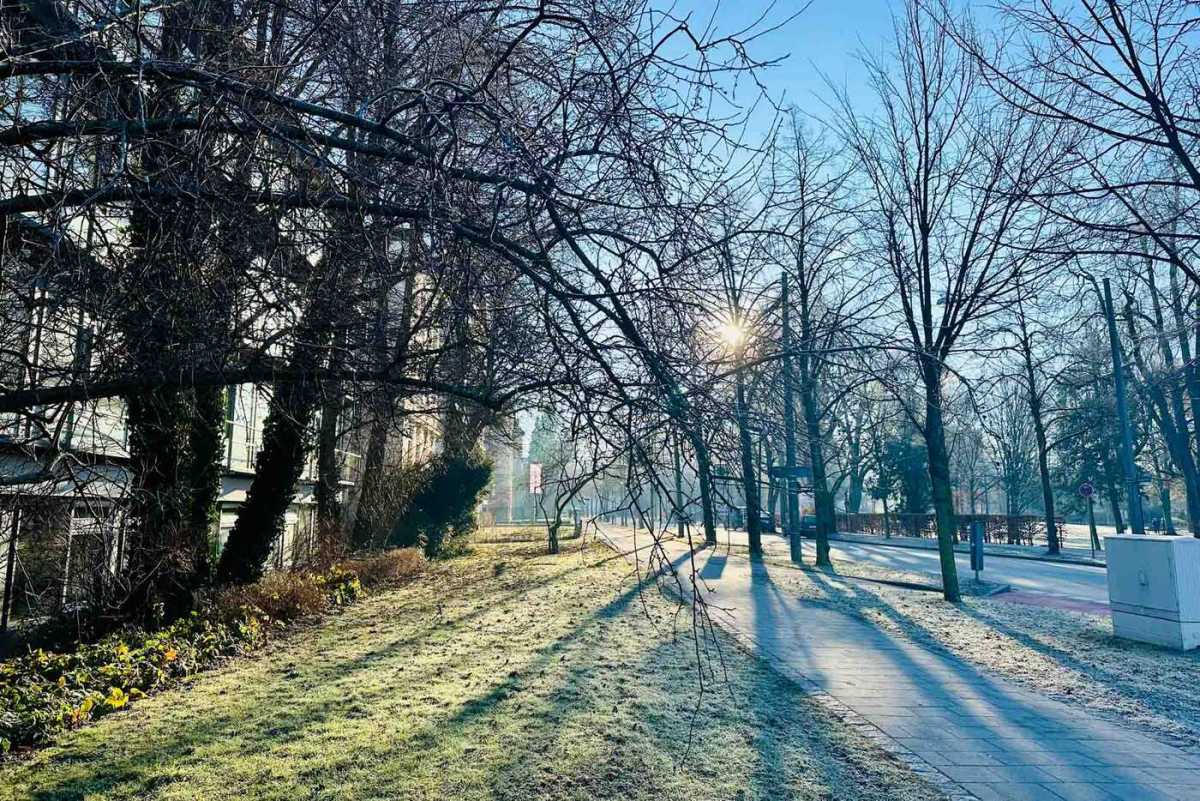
[1105,534,1200,651]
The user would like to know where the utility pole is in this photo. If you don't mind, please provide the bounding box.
[1103,277,1145,536]
[781,275,803,564]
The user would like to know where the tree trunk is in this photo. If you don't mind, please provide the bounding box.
[350,271,415,550]
[120,194,200,619]
[847,467,864,514]
[922,361,961,602]
[673,435,686,539]
[781,275,803,562]
[799,368,834,566]
[795,276,833,565]
[1106,478,1126,533]
[685,420,719,546]
[1028,385,1059,552]
[216,376,323,585]
[216,261,344,584]
[736,368,762,556]
[1167,262,1200,493]
[123,388,193,621]
[766,452,779,529]
[1157,474,1177,535]
[185,385,225,583]
[1124,291,1200,535]
[350,420,390,550]
[845,405,866,514]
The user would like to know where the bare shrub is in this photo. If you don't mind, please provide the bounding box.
[340,549,425,589]
[215,572,329,623]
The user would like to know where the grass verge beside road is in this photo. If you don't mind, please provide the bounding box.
[2,542,942,801]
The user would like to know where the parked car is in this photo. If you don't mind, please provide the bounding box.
[727,507,774,532]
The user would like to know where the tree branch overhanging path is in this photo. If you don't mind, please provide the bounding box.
[5,0,1200,643]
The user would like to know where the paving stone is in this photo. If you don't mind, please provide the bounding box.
[1042,783,1126,801]
[1152,767,1200,784]
[939,765,1008,783]
[990,765,1069,784]
[1093,784,1190,801]
[959,783,1068,801]
[944,751,1006,768]
[1082,765,1160,784]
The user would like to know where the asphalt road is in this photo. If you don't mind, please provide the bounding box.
[798,537,1110,604]
[625,524,1112,604]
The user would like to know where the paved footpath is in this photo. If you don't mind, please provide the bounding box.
[600,527,1200,801]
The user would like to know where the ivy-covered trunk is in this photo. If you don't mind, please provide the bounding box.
[216,262,343,584]
[351,273,414,551]
[215,376,323,585]
[118,7,232,619]
[122,387,193,621]
[185,385,225,583]
[350,422,390,550]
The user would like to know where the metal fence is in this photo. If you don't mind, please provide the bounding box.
[835,512,1063,547]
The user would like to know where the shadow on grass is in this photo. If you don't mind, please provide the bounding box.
[11,545,912,801]
[12,550,644,800]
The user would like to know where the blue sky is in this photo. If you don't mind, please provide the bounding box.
[521,3,903,453]
[658,0,900,128]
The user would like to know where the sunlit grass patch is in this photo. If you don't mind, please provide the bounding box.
[1,542,940,801]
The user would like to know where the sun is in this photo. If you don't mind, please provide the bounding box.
[717,317,746,349]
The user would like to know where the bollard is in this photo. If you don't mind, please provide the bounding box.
[969,521,985,582]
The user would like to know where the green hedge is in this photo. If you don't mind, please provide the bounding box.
[1,562,370,755]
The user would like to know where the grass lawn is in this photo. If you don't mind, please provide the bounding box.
[1,542,940,801]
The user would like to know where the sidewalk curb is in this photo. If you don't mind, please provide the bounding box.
[594,527,980,801]
[824,533,1107,569]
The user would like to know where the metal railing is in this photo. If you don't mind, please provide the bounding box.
[835,512,1064,547]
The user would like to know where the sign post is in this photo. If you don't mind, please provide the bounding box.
[1080,481,1100,558]
[969,521,985,582]
[771,465,813,481]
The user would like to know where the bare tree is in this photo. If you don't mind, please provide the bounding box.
[837,0,1067,600]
